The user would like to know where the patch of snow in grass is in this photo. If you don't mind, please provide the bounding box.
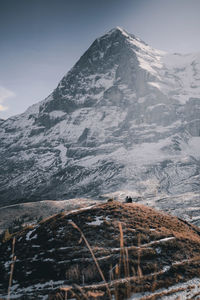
[43,258,54,262]
[26,229,37,241]
[129,277,200,300]
[86,216,111,226]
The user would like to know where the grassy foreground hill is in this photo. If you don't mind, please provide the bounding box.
[0,201,200,299]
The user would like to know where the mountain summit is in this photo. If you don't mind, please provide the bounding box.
[0,28,200,214]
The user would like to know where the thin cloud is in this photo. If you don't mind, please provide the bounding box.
[0,104,8,111]
[0,86,15,112]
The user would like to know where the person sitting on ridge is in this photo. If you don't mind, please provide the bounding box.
[125,196,133,203]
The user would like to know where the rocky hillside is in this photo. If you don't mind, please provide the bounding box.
[0,27,200,208]
[0,201,200,299]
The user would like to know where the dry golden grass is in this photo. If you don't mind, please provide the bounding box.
[60,219,154,300]
[57,202,200,299]
[2,201,200,300]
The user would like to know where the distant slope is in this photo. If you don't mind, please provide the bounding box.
[0,198,96,233]
[0,202,200,299]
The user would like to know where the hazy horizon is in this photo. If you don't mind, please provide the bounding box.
[1,0,200,119]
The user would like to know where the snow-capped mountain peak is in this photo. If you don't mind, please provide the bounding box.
[104,26,129,37]
[0,28,200,209]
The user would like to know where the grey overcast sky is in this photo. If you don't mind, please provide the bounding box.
[1,0,200,119]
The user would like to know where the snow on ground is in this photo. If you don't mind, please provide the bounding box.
[0,280,65,300]
[184,136,200,158]
[109,137,173,166]
[64,204,97,217]
[161,52,200,103]
[129,278,200,300]
[26,228,37,241]
[49,110,66,118]
[111,237,175,251]
[148,81,161,90]
[86,216,111,226]
[55,144,68,167]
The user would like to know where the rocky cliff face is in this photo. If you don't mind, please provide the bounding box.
[0,27,200,206]
[1,202,200,299]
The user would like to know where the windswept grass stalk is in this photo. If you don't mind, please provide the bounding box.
[65,289,68,300]
[125,248,130,278]
[151,264,157,293]
[118,222,131,298]
[56,292,65,300]
[7,237,16,300]
[118,222,124,279]
[137,234,142,278]
[59,289,81,300]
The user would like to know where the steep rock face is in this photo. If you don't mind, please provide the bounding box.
[0,202,200,299]
[0,27,200,206]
